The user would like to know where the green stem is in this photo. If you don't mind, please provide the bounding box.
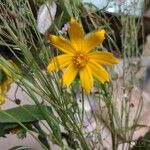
[34,123,50,150]
[57,109,90,150]
[109,105,117,150]
[101,84,117,150]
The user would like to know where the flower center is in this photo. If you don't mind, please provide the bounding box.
[73,52,89,68]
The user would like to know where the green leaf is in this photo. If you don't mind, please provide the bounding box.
[9,146,33,150]
[0,105,45,123]
[0,105,46,137]
[0,123,19,137]
[63,0,73,16]
[0,105,63,147]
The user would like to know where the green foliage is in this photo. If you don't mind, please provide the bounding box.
[10,146,33,150]
[0,105,62,147]
[0,105,45,137]
[63,0,73,16]
[0,105,45,123]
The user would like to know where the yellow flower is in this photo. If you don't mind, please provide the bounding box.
[0,60,19,104]
[47,18,119,94]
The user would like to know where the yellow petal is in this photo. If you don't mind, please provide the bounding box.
[0,94,5,105]
[89,51,119,66]
[62,63,78,87]
[84,29,105,52]
[0,86,5,105]
[47,54,73,72]
[49,35,75,54]
[1,82,11,92]
[79,65,93,94]
[68,18,84,51]
[68,18,84,41]
[88,61,109,83]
